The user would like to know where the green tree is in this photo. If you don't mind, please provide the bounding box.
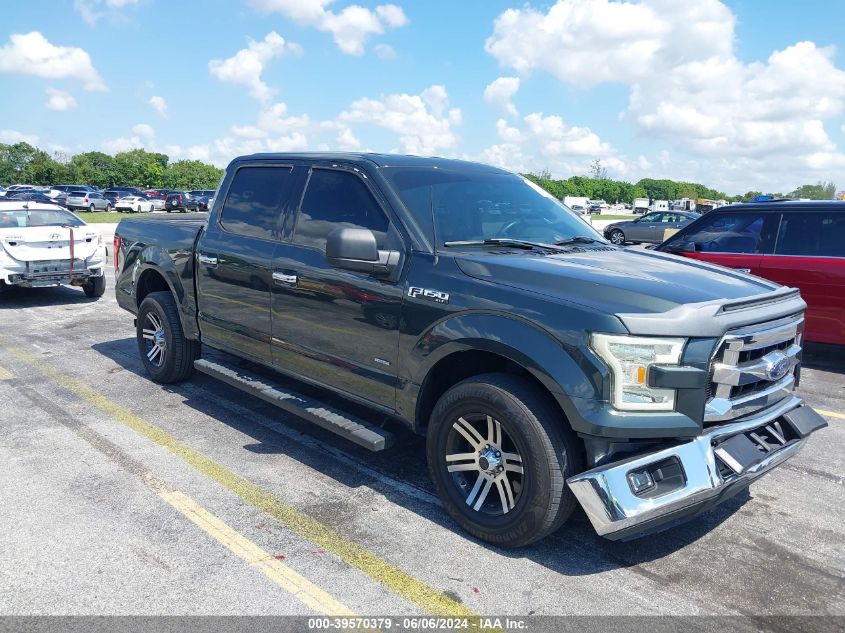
[790,181,836,200]
[163,160,224,189]
[113,149,168,187]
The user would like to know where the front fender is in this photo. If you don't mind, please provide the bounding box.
[406,312,606,428]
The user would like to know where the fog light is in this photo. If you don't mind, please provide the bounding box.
[627,469,655,494]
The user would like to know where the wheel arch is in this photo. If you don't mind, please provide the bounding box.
[132,250,200,340]
[409,313,598,437]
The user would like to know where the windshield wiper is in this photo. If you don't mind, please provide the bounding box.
[442,238,550,250]
[554,235,603,246]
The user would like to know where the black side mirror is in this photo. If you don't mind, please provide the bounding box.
[326,227,399,275]
[664,240,695,254]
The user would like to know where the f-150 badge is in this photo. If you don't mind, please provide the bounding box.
[408,286,450,304]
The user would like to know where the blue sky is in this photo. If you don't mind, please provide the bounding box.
[2,0,845,195]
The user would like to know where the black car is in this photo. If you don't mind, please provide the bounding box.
[164,191,198,212]
[7,191,58,205]
[113,152,826,547]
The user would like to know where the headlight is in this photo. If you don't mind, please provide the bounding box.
[590,333,686,411]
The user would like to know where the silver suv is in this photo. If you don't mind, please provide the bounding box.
[66,190,112,212]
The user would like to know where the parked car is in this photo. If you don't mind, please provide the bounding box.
[113,152,826,546]
[143,189,172,211]
[6,191,58,204]
[115,196,154,213]
[188,189,216,199]
[604,211,700,245]
[657,200,845,345]
[0,201,107,297]
[104,188,143,205]
[164,191,198,212]
[51,184,97,197]
[66,190,112,212]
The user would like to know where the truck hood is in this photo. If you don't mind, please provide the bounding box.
[0,225,102,262]
[454,246,780,316]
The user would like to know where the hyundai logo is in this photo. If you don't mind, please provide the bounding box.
[50,233,61,240]
[764,351,791,381]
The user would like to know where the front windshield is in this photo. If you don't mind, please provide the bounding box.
[382,167,602,246]
[0,208,85,229]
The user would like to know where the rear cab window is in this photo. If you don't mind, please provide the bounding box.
[218,165,294,240]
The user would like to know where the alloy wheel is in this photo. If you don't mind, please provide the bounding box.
[445,414,524,516]
[142,312,167,367]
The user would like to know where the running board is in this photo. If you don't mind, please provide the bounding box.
[194,356,394,452]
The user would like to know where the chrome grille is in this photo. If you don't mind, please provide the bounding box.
[705,313,803,423]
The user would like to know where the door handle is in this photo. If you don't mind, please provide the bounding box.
[273,271,297,286]
[198,254,218,266]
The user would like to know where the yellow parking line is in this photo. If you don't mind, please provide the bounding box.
[816,409,845,421]
[1,340,477,619]
[159,488,355,616]
[0,366,13,380]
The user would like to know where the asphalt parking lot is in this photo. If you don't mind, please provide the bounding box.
[0,263,843,621]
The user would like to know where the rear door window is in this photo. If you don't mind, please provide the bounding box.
[219,165,293,240]
[682,212,778,254]
[775,212,845,257]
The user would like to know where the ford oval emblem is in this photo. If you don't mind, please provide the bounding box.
[765,352,790,381]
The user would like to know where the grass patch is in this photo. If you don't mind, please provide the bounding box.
[74,211,123,224]
[589,214,637,221]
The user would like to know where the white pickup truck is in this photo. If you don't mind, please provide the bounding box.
[0,201,107,297]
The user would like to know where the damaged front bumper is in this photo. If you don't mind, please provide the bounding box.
[567,396,827,540]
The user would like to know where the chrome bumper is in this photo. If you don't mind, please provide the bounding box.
[567,397,825,540]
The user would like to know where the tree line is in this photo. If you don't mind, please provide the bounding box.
[2,141,836,201]
[0,142,223,190]
[524,163,837,203]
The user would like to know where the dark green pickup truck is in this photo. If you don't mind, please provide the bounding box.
[114,153,826,546]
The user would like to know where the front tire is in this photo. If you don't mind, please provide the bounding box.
[426,373,580,548]
[82,275,105,298]
[608,229,625,245]
[105,204,112,213]
[136,291,200,383]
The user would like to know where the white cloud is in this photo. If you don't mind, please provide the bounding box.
[74,0,142,26]
[0,129,39,145]
[148,95,167,117]
[483,76,520,117]
[484,0,845,191]
[339,84,461,154]
[373,44,396,60]
[101,123,156,154]
[209,31,300,102]
[0,31,106,91]
[480,110,617,178]
[45,88,77,111]
[249,0,408,55]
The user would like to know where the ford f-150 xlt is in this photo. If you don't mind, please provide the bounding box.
[114,153,827,546]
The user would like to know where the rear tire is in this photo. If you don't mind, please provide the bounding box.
[89,204,95,213]
[82,275,106,298]
[136,291,200,383]
[426,373,580,548]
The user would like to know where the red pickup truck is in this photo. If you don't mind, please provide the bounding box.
[657,201,845,345]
